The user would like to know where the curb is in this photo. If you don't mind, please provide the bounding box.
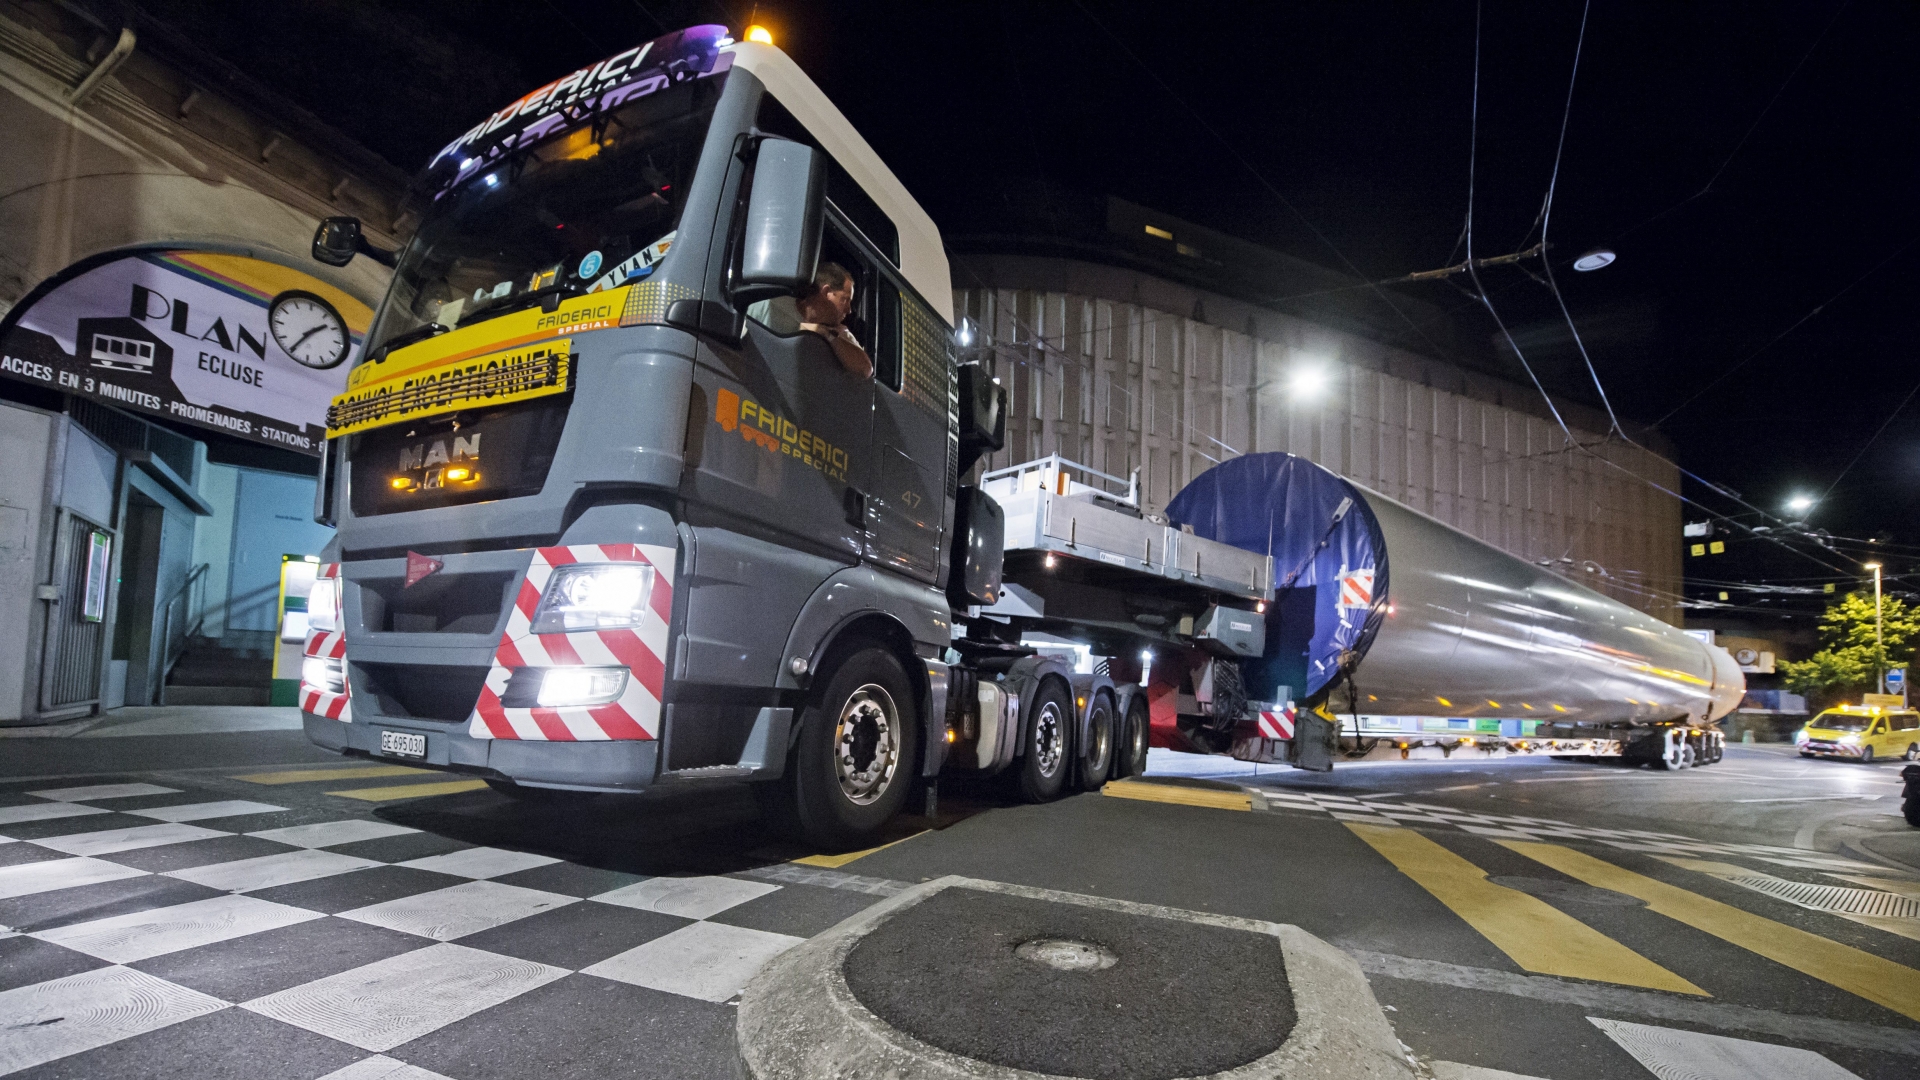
[738,875,1413,1080]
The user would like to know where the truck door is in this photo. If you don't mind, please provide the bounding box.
[689,321,872,562]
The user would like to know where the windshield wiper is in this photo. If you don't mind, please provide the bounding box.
[368,322,447,363]
[456,281,582,330]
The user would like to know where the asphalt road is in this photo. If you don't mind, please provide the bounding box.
[1,711,1917,1079]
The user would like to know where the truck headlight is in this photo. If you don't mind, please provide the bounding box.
[308,577,339,632]
[301,655,345,695]
[535,667,628,707]
[531,564,655,634]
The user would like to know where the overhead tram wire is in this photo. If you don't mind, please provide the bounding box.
[1815,366,1920,505]
[1066,0,1454,362]
[1456,1,1859,581]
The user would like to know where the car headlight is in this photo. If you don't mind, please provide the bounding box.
[1793,729,1809,744]
[1839,733,1860,744]
[531,564,656,634]
[308,577,339,632]
[301,655,345,695]
[534,667,629,707]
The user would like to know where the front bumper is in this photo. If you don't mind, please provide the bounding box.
[304,711,659,791]
[1801,739,1865,758]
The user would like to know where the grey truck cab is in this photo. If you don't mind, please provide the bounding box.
[301,26,979,845]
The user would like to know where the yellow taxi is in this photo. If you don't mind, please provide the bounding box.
[1796,705,1920,763]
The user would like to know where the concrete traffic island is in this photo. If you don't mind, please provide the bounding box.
[737,876,1414,1079]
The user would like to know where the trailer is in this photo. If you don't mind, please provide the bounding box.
[294,24,1741,849]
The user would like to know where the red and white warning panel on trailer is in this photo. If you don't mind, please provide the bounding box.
[467,543,674,742]
[1256,706,1296,739]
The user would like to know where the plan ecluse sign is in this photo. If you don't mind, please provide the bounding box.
[0,251,372,456]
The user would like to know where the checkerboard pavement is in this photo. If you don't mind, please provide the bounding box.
[1248,787,1889,875]
[0,776,891,1078]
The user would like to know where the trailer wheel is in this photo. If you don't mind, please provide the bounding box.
[1077,692,1115,792]
[788,646,919,848]
[1016,679,1073,803]
[1116,694,1151,778]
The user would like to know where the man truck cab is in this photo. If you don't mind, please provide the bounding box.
[1798,705,1920,762]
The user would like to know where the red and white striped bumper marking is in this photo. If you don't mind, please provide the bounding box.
[466,543,674,742]
[1257,708,1296,740]
[1337,569,1374,609]
[298,562,351,722]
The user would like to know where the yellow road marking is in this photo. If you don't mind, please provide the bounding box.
[326,779,489,801]
[1349,824,1705,995]
[1657,857,1920,946]
[236,764,431,785]
[1102,780,1251,812]
[795,832,923,868]
[1504,840,1920,1022]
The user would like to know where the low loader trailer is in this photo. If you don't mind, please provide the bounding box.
[297,25,1742,848]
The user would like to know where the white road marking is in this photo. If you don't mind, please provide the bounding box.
[398,847,561,880]
[0,803,109,826]
[127,800,288,822]
[315,1055,459,1080]
[1733,794,1884,803]
[247,820,419,848]
[243,942,566,1052]
[591,875,780,919]
[0,856,147,899]
[31,823,226,856]
[25,783,179,801]
[339,880,577,940]
[0,965,226,1074]
[166,849,381,893]
[1590,1016,1864,1079]
[583,921,803,1002]
[32,893,322,963]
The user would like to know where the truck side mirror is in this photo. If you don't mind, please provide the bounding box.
[312,216,399,269]
[956,363,1006,474]
[734,139,825,305]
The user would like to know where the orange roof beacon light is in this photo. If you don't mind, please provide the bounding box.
[746,25,774,45]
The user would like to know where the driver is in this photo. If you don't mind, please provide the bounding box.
[796,262,873,379]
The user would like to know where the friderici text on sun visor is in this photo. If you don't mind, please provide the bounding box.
[421,24,733,197]
[1166,453,1386,702]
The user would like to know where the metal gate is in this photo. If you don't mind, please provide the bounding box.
[40,510,109,711]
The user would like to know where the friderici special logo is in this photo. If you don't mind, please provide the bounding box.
[425,25,730,192]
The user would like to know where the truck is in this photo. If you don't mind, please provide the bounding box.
[297,24,1743,848]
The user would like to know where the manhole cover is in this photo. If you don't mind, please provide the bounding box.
[1488,875,1647,907]
[1015,938,1119,972]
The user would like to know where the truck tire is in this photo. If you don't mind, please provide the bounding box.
[1861,746,1875,764]
[1077,692,1115,792]
[1116,694,1151,778]
[789,646,919,849]
[1016,679,1073,803]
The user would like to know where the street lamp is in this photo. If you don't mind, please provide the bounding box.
[1865,562,1885,694]
[1786,494,1815,515]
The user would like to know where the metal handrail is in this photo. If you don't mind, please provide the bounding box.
[980,453,1140,507]
[157,563,211,703]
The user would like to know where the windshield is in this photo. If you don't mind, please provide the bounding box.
[1810,711,1872,732]
[365,75,723,357]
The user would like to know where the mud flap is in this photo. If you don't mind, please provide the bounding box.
[1291,710,1337,772]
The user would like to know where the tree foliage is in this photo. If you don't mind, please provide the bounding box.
[1778,592,1920,696]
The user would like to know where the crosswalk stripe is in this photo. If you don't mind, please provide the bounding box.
[1502,840,1920,1023]
[1348,824,1706,995]
[325,780,490,802]
[1102,780,1251,811]
[236,765,431,785]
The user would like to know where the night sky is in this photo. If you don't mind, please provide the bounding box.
[144,1,1919,610]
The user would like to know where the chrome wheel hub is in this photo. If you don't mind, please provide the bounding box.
[835,683,899,805]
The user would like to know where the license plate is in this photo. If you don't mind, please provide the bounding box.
[379,730,427,759]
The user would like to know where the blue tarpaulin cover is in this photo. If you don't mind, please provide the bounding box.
[1166,453,1385,702]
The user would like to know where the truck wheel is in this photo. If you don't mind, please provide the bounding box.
[1116,695,1151,778]
[1679,742,1694,769]
[1077,693,1115,792]
[1016,679,1073,803]
[1861,747,1875,764]
[790,646,919,849]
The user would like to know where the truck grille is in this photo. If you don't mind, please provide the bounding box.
[358,571,515,634]
[352,663,490,723]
